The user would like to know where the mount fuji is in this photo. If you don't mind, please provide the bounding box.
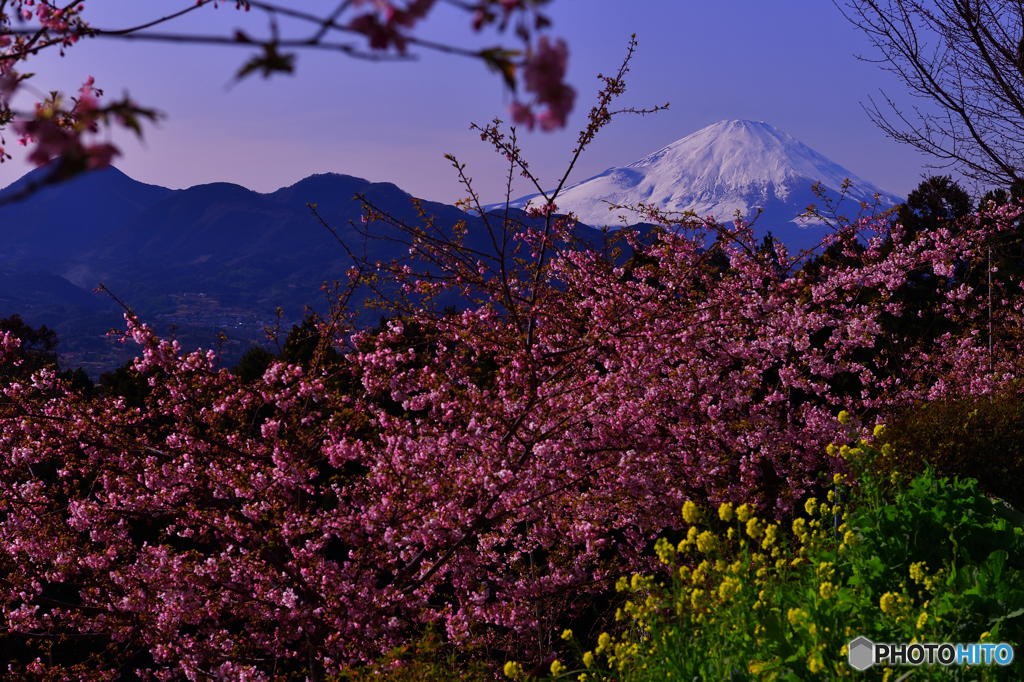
[500,120,904,251]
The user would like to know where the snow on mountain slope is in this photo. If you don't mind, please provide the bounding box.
[497,120,903,251]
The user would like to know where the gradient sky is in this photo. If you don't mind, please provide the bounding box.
[0,1,941,206]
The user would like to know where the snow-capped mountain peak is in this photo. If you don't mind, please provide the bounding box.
[500,119,902,251]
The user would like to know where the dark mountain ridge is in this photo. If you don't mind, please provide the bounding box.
[0,166,612,377]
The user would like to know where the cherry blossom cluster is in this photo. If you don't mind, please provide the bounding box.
[511,36,576,131]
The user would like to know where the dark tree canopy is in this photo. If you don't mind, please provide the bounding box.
[897,174,973,238]
[0,313,60,380]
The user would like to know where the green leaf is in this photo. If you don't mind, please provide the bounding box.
[479,47,520,91]
[235,43,296,81]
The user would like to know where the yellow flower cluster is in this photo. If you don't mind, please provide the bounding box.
[502,661,524,679]
[718,575,742,601]
[681,500,701,524]
[654,536,675,565]
[695,530,717,554]
[745,517,763,540]
[792,517,808,543]
[878,589,916,623]
[840,529,857,551]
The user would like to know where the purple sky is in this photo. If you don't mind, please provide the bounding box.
[0,1,938,205]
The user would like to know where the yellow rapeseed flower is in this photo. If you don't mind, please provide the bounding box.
[582,651,595,668]
[838,410,850,425]
[718,576,742,601]
[804,498,818,515]
[826,443,838,456]
[910,561,927,584]
[696,530,717,554]
[820,581,837,599]
[880,592,898,615]
[503,661,523,679]
[736,504,751,523]
[693,560,709,583]
[597,632,611,652]
[550,660,565,676]
[746,517,764,539]
[561,629,573,641]
[718,502,734,522]
[916,612,928,629]
[682,501,701,524]
[873,423,886,438]
[654,537,674,565]
[787,608,805,625]
[761,523,778,548]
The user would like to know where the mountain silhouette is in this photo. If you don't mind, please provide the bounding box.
[0,167,612,376]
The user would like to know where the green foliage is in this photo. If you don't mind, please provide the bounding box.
[896,175,973,245]
[57,366,95,396]
[877,392,1024,511]
[97,360,154,409]
[0,314,94,394]
[280,315,341,369]
[0,313,60,381]
[232,343,276,383]
[520,435,1024,681]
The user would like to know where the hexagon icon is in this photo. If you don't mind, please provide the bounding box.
[848,636,874,671]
